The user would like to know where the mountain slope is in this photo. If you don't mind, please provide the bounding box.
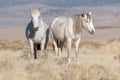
[0,0,120,8]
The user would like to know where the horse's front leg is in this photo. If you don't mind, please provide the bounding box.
[67,38,72,63]
[34,43,37,59]
[75,38,81,63]
[41,38,46,55]
[29,39,34,58]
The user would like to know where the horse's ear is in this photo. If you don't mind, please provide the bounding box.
[89,12,91,15]
[38,7,41,10]
[81,12,85,17]
[29,8,32,12]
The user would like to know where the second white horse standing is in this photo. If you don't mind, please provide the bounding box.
[26,8,49,59]
[50,12,95,63]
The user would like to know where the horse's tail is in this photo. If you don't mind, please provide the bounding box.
[49,23,54,41]
[49,22,56,50]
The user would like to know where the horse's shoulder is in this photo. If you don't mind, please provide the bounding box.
[26,21,33,30]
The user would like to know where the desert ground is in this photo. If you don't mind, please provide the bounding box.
[0,26,120,80]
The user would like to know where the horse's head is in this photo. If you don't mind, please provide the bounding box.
[81,12,95,34]
[30,8,41,31]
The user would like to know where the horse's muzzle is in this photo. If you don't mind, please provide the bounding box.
[34,27,39,31]
[89,30,95,35]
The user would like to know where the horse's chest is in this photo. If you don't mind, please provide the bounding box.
[73,33,81,40]
[67,28,81,40]
[66,24,81,40]
[34,29,45,43]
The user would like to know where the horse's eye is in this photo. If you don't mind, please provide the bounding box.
[38,16,40,19]
[31,17,33,20]
[86,20,89,22]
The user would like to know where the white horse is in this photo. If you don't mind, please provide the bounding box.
[50,12,95,63]
[26,8,49,59]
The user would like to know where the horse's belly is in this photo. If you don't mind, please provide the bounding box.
[54,33,64,41]
[53,29,65,41]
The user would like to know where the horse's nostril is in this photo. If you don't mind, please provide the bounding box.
[89,30,94,34]
[92,30,94,33]
[92,30,95,34]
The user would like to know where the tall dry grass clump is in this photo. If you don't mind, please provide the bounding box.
[87,64,108,80]
[60,63,87,80]
[80,41,103,49]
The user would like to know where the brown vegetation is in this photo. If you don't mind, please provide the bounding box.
[0,39,120,80]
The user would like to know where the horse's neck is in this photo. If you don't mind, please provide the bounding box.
[72,16,83,34]
[39,17,43,23]
[38,17,44,27]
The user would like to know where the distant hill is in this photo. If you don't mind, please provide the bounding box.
[0,1,120,27]
[0,0,120,8]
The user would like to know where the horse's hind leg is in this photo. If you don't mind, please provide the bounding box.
[37,44,41,50]
[37,43,41,56]
[53,39,58,56]
[75,38,81,63]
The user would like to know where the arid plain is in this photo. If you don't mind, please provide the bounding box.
[0,3,120,80]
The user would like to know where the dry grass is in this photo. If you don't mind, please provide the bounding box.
[0,39,120,80]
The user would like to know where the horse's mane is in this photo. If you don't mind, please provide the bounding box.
[71,14,83,35]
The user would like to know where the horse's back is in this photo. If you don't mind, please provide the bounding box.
[51,16,67,28]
